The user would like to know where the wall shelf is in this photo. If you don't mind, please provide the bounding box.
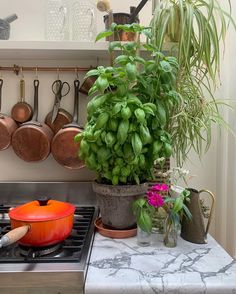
[0,40,177,61]
[0,41,111,60]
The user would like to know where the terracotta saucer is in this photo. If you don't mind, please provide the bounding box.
[94,217,137,239]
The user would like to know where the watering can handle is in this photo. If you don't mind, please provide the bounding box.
[199,189,215,236]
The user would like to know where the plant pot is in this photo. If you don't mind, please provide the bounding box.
[103,13,139,41]
[92,181,147,230]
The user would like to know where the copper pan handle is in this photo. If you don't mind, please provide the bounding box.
[0,79,3,113]
[0,225,30,248]
[20,79,25,102]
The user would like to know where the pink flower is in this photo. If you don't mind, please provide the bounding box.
[147,191,164,208]
[151,183,169,192]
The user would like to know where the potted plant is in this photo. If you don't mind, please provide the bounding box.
[151,0,236,165]
[75,23,181,230]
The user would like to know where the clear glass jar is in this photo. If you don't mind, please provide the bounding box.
[71,0,96,41]
[137,226,151,247]
[163,215,178,247]
[152,207,166,234]
[45,0,70,40]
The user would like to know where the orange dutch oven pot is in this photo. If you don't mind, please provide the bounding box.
[0,198,75,247]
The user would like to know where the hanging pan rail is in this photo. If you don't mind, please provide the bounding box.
[0,65,94,75]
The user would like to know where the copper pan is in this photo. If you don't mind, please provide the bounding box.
[79,75,97,96]
[51,79,85,169]
[0,79,18,150]
[45,79,72,134]
[11,79,33,123]
[12,80,54,162]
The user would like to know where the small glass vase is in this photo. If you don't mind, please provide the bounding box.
[137,226,151,247]
[163,216,178,247]
[152,207,166,234]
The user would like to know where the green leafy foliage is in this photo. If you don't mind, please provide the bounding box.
[151,0,236,165]
[76,24,180,185]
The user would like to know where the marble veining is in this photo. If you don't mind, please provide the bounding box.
[85,233,236,294]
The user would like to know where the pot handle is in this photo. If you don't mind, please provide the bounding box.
[0,225,29,248]
[199,189,215,236]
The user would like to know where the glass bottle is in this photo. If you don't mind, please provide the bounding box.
[137,226,151,247]
[163,215,178,247]
[45,0,70,41]
[152,207,166,234]
[71,0,97,41]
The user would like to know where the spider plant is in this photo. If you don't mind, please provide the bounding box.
[151,0,236,165]
[151,0,235,82]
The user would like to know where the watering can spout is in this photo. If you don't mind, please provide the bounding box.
[3,14,18,24]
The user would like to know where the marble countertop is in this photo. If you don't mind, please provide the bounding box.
[85,233,236,294]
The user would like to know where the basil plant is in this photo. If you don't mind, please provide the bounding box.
[75,24,182,185]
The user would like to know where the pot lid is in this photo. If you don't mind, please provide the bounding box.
[9,198,75,222]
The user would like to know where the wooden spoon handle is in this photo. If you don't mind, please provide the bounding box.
[0,225,29,247]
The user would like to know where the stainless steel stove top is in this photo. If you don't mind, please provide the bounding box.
[0,182,98,294]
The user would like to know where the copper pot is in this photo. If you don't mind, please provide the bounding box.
[104,12,139,41]
[51,79,85,169]
[12,80,54,162]
[45,80,72,134]
[0,79,18,150]
[0,198,75,247]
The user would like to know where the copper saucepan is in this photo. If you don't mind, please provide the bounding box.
[51,79,85,169]
[12,80,54,162]
[0,78,18,150]
[0,198,75,247]
[11,79,33,123]
[45,79,72,134]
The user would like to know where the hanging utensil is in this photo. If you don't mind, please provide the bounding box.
[45,79,72,133]
[0,79,18,150]
[11,79,33,123]
[12,80,54,162]
[51,79,85,169]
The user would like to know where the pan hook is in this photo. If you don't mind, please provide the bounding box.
[75,68,79,80]
[20,67,24,79]
[35,67,39,80]
[56,67,60,80]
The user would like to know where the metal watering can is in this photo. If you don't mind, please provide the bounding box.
[181,188,215,244]
[0,14,18,40]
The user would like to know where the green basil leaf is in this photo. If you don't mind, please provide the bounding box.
[95,30,113,42]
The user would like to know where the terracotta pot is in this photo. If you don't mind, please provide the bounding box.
[93,181,147,230]
[0,198,75,247]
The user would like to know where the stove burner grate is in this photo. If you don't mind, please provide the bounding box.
[0,206,96,263]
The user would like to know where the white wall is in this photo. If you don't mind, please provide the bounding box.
[0,0,153,41]
[0,0,153,181]
[0,0,223,247]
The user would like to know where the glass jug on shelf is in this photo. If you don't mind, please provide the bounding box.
[71,0,97,41]
[45,0,70,41]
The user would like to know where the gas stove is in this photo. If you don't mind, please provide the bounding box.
[0,182,98,294]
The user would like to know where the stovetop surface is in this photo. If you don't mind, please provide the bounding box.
[0,205,96,263]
